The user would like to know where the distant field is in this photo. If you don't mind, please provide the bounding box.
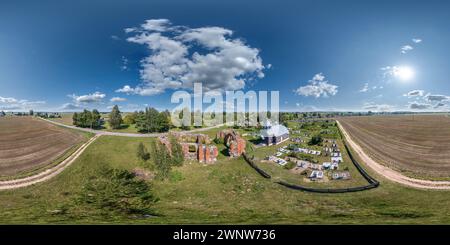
[0,117,85,178]
[339,115,450,179]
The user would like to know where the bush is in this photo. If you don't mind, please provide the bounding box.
[284,161,296,170]
[78,167,157,216]
[308,135,323,145]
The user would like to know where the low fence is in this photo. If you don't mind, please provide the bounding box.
[243,122,379,193]
[242,153,271,179]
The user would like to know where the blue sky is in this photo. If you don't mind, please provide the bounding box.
[1,0,450,112]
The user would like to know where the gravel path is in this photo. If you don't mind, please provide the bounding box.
[40,117,228,137]
[337,120,450,190]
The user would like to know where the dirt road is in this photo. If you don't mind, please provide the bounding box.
[337,120,450,190]
[40,117,228,137]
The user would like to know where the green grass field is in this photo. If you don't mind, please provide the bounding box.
[1,133,450,224]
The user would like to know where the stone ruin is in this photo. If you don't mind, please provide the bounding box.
[158,132,218,164]
[216,129,246,157]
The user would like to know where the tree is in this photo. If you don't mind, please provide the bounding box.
[157,112,170,132]
[137,142,150,161]
[153,141,172,180]
[78,167,157,215]
[169,136,184,166]
[72,110,101,128]
[91,109,101,128]
[72,112,79,126]
[109,105,123,129]
[29,110,34,116]
[135,107,170,133]
[308,134,323,146]
[123,112,137,125]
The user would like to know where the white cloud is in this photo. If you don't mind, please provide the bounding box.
[404,89,425,98]
[0,96,45,111]
[401,45,413,54]
[434,102,446,109]
[124,27,136,33]
[117,19,265,96]
[110,97,127,102]
[412,38,422,43]
[115,85,136,94]
[359,83,369,93]
[409,102,432,110]
[60,103,82,111]
[69,91,106,104]
[120,56,129,71]
[362,102,393,112]
[424,94,449,102]
[141,19,172,32]
[294,73,338,98]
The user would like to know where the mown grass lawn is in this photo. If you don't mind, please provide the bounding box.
[1,135,450,224]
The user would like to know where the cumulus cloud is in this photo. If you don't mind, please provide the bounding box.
[401,45,413,54]
[412,38,422,43]
[424,94,449,102]
[404,89,425,98]
[117,19,265,96]
[362,102,393,112]
[0,96,45,111]
[434,102,446,109]
[294,73,338,98]
[409,102,431,110]
[110,97,127,102]
[115,85,135,94]
[69,92,106,104]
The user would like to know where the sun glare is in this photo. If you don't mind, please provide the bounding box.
[393,66,414,81]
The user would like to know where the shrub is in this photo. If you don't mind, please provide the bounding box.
[308,134,323,145]
[78,167,157,216]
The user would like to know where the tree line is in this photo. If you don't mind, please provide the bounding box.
[72,109,101,128]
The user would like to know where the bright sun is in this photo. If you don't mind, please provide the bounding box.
[393,66,415,81]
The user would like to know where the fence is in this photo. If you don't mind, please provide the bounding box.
[242,121,379,193]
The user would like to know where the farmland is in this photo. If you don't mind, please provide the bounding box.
[0,117,87,179]
[1,116,450,224]
[339,115,450,180]
[1,132,450,224]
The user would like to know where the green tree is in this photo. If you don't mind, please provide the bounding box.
[137,142,150,161]
[169,136,184,166]
[153,141,172,180]
[29,110,34,116]
[91,109,101,128]
[123,112,137,125]
[308,134,323,146]
[72,112,79,126]
[109,105,123,129]
[78,167,157,215]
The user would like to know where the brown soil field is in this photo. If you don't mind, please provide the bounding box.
[339,115,450,179]
[0,117,85,177]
